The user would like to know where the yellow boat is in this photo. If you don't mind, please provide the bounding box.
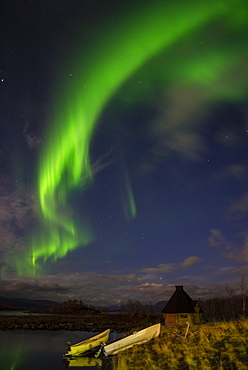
[63,329,110,357]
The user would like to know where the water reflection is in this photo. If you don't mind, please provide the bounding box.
[63,356,102,368]
[0,345,27,370]
[0,330,114,369]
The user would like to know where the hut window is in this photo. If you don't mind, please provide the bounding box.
[180,315,187,318]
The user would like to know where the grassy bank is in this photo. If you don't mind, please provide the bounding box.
[112,319,248,369]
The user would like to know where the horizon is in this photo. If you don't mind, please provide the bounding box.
[0,280,245,307]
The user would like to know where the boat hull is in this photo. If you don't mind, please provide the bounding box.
[103,323,160,356]
[63,329,110,357]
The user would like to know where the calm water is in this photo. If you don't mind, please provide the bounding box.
[0,330,117,370]
[0,311,37,316]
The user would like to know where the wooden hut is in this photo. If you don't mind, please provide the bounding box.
[162,285,203,326]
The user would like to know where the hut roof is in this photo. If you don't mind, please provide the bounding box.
[162,286,202,313]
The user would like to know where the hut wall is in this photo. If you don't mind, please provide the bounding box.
[193,312,202,324]
[163,313,177,326]
[164,313,202,326]
[177,313,193,325]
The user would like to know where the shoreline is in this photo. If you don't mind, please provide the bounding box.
[0,312,163,332]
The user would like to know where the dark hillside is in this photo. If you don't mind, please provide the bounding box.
[0,296,56,310]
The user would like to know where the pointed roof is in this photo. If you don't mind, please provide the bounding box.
[162,286,201,313]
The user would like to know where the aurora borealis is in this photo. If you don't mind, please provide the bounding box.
[1,0,248,304]
[29,0,236,274]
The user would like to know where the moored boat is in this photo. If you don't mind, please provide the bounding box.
[63,329,110,357]
[103,323,160,356]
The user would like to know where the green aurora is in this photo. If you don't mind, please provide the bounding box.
[8,0,247,275]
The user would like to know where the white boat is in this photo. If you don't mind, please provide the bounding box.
[103,323,161,356]
[63,329,110,357]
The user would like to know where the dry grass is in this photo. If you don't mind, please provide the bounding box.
[112,319,248,369]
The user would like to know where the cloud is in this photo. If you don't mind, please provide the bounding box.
[0,272,164,304]
[208,193,248,267]
[229,193,248,218]
[210,265,236,276]
[208,229,229,248]
[140,263,175,274]
[0,277,69,300]
[48,272,141,304]
[23,121,41,149]
[0,269,240,306]
[0,180,36,256]
[224,164,247,180]
[150,86,207,163]
[187,283,224,300]
[140,256,202,275]
[208,228,248,274]
[180,256,202,269]
[231,264,248,275]
[227,239,248,264]
[212,164,248,182]
[123,282,227,302]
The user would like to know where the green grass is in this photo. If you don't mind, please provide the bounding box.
[112,319,248,369]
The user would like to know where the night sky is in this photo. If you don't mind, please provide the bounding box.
[1,0,248,306]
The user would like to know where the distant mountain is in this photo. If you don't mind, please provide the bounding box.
[106,301,167,313]
[0,296,167,312]
[106,304,121,312]
[0,296,57,310]
[153,301,167,313]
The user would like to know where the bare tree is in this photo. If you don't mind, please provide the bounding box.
[240,275,247,318]
[225,284,236,297]
[120,299,148,315]
[225,283,236,320]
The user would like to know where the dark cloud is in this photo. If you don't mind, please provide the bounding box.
[0,278,69,300]
[0,264,235,305]
[140,256,202,274]
[141,263,175,274]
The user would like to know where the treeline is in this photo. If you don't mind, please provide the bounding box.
[35,299,99,315]
[201,276,248,321]
[33,295,248,320]
[0,305,21,311]
[120,299,155,315]
[201,294,248,322]
[120,292,248,323]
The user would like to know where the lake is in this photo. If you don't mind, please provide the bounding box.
[0,310,40,316]
[0,330,118,369]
